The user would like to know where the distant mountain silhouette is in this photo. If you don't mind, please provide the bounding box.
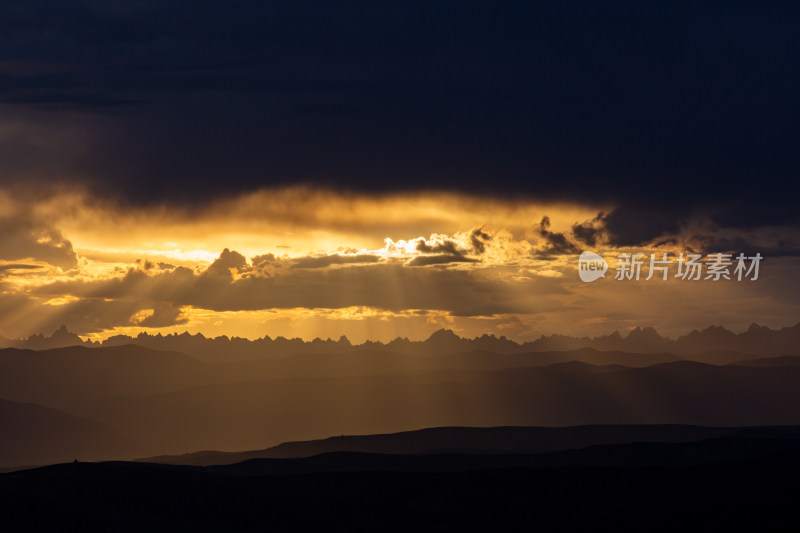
[733,355,800,367]
[0,399,135,468]
[0,345,211,411]
[5,341,800,460]
[3,322,798,361]
[2,325,85,350]
[0,342,758,418]
[0,344,684,411]
[80,359,800,454]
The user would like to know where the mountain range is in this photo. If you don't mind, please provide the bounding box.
[2,321,799,362]
[2,321,800,468]
[4,342,800,465]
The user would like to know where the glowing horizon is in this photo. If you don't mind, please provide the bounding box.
[2,186,797,344]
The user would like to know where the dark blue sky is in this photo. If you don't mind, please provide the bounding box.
[1,1,797,244]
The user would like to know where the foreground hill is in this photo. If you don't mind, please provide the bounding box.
[140,424,800,466]
[2,437,799,531]
[194,436,800,474]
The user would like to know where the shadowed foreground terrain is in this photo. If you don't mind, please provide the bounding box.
[139,424,800,465]
[2,434,799,532]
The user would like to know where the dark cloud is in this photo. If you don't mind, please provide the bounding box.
[536,216,580,256]
[571,213,605,247]
[470,228,491,254]
[0,216,77,269]
[291,253,381,269]
[415,238,466,256]
[0,293,172,337]
[135,259,155,270]
[0,263,43,276]
[136,302,187,328]
[604,204,692,246]
[32,250,539,318]
[0,0,795,240]
[412,234,482,265]
[205,248,248,278]
[406,255,479,267]
[251,254,277,268]
[713,203,799,231]
[690,234,800,258]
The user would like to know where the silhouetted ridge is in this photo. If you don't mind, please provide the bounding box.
[1,322,799,361]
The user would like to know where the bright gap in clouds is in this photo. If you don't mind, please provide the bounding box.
[1,186,798,342]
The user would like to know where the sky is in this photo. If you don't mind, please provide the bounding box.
[0,1,798,342]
